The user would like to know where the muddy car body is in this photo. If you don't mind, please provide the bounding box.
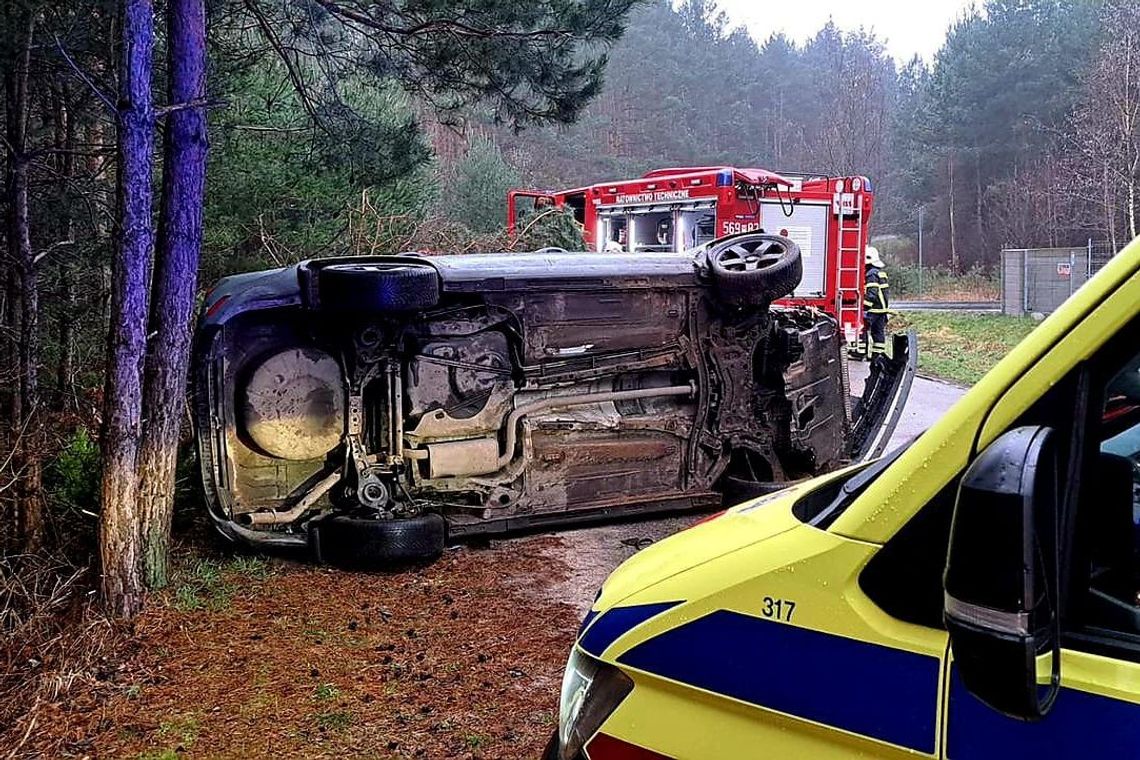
[194,234,914,564]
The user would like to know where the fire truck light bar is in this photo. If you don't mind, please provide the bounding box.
[716,169,733,187]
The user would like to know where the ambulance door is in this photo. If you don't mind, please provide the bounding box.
[942,319,1140,757]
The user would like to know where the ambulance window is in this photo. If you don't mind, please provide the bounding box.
[1071,348,1140,646]
[858,375,1084,631]
[858,482,957,629]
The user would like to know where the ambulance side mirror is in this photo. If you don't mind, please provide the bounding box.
[943,425,1062,721]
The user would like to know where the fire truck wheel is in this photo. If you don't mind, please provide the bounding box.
[708,233,802,306]
[317,261,440,313]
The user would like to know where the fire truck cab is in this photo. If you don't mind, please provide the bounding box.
[508,167,873,343]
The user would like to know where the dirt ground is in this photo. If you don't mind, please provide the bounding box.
[3,515,694,760]
[3,362,965,759]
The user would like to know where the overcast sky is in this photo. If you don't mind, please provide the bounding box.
[714,0,978,62]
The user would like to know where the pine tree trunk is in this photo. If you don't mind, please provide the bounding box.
[55,89,77,411]
[56,266,76,410]
[5,8,43,551]
[948,152,959,272]
[100,0,156,618]
[974,151,985,265]
[139,0,208,590]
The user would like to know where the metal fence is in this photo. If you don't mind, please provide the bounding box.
[1001,240,1116,316]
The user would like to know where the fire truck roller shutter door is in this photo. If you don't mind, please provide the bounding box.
[629,206,673,253]
[680,211,717,248]
[760,201,829,298]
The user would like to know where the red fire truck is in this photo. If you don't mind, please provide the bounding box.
[507,166,874,343]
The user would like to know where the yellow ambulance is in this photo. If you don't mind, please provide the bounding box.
[548,237,1140,759]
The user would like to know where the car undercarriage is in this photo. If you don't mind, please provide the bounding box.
[194,234,914,564]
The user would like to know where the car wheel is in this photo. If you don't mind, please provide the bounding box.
[718,447,785,506]
[720,474,786,506]
[308,512,447,568]
[316,261,440,313]
[707,233,802,306]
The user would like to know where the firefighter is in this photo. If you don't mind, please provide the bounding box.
[656,217,672,249]
[606,226,627,252]
[850,246,890,363]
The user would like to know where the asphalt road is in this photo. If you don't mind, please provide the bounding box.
[848,360,967,451]
[894,300,1001,313]
[521,361,969,614]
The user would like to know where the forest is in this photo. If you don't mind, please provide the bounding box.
[489,0,1139,269]
[1,0,1139,630]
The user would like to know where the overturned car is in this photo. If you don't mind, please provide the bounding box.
[194,234,914,565]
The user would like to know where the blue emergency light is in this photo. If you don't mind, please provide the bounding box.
[716,169,733,187]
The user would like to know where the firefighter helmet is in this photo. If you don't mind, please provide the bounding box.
[864,245,884,268]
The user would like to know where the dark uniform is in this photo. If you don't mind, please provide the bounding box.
[858,264,890,362]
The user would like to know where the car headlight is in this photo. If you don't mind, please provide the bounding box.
[557,648,634,760]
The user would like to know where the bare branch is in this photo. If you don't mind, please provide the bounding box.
[243,0,327,131]
[309,0,576,40]
[52,36,115,114]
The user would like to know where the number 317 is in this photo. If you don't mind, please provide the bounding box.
[762,596,795,621]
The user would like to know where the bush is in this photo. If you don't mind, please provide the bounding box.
[889,262,999,300]
[346,199,584,256]
[512,206,586,250]
[44,427,100,517]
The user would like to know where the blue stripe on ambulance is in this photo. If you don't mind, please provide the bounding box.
[617,610,940,754]
[579,602,681,658]
[577,609,600,638]
[947,666,1140,758]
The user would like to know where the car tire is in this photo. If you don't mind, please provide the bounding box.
[720,474,786,506]
[317,261,440,313]
[309,512,447,568]
[708,233,802,306]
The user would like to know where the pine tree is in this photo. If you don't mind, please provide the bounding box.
[451,137,520,233]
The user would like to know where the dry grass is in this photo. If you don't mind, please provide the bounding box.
[0,553,130,759]
[890,263,1001,302]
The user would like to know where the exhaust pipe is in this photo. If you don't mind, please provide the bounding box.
[239,468,342,527]
[409,383,696,478]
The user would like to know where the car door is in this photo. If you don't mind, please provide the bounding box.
[942,319,1140,758]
